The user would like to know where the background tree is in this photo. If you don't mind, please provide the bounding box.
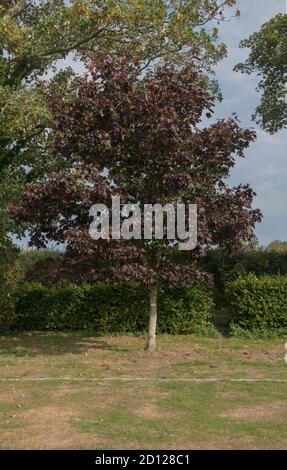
[235,13,287,133]
[10,56,261,351]
[265,240,287,253]
[1,0,238,85]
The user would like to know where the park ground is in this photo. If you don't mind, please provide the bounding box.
[0,333,287,450]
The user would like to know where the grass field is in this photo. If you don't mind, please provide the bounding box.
[0,332,287,450]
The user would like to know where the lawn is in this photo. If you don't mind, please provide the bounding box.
[0,333,287,450]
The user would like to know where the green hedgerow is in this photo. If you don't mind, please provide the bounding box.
[226,274,287,336]
[0,282,215,335]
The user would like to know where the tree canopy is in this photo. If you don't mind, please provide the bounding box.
[1,0,238,252]
[1,0,238,86]
[235,13,287,134]
[265,240,287,253]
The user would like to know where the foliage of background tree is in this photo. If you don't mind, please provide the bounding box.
[10,56,261,351]
[1,0,238,85]
[202,245,287,305]
[265,240,287,253]
[235,13,287,133]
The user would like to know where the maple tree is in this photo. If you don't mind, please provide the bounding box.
[1,0,239,254]
[10,56,262,351]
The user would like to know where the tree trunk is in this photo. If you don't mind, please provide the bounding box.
[145,285,158,352]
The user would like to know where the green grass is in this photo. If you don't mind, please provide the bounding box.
[0,332,287,449]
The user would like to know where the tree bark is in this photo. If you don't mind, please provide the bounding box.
[145,285,158,352]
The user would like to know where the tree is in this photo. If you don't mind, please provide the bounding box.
[1,0,239,252]
[235,13,287,133]
[1,0,238,86]
[1,0,240,178]
[9,56,261,351]
[265,240,287,253]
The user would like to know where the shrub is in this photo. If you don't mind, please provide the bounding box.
[0,249,61,329]
[226,274,287,336]
[0,283,215,335]
[157,287,215,334]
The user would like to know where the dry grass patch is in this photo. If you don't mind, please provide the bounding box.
[220,401,287,422]
[2,404,106,450]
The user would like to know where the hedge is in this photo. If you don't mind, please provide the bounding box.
[226,274,287,336]
[0,283,215,334]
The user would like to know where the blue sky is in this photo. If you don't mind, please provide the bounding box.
[214,0,287,245]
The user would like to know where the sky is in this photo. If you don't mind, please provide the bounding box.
[213,0,287,246]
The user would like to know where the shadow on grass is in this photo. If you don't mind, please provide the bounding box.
[0,332,124,357]
[213,311,231,338]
